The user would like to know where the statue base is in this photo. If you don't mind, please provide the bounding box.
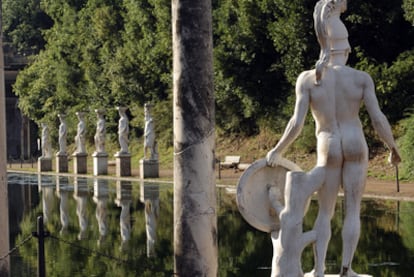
[38,157,52,172]
[56,153,68,173]
[73,153,88,174]
[93,152,108,176]
[139,159,159,179]
[115,152,131,177]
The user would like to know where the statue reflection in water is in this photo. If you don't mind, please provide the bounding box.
[41,186,54,225]
[39,175,54,224]
[56,176,71,235]
[116,181,132,251]
[94,179,109,246]
[141,182,160,257]
[74,178,89,240]
[145,198,159,257]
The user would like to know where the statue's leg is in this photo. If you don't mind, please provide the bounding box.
[340,159,367,276]
[310,167,341,276]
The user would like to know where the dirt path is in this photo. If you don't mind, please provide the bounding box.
[216,168,414,201]
[8,162,414,201]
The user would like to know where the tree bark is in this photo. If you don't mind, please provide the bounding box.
[172,0,217,276]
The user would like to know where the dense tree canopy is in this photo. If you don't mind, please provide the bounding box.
[4,0,414,149]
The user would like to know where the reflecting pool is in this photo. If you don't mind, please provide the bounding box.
[6,173,414,276]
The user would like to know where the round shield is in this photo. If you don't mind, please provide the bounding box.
[236,158,302,233]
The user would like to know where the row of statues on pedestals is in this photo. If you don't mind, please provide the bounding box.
[39,104,158,176]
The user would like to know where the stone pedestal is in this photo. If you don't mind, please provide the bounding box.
[115,152,131,177]
[93,152,108,176]
[140,159,159,179]
[73,153,88,174]
[56,153,68,173]
[38,157,52,172]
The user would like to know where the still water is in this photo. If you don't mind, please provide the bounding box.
[7,172,414,276]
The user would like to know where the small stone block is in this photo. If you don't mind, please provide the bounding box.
[115,153,131,177]
[93,152,108,176]
[140,159,159,179]
[38,157,52,172]
[56,154,68,173]
[73,153,88,174]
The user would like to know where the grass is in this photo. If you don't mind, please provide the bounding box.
[9,129,400,182]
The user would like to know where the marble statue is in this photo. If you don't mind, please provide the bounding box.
[74,112,87,154]
[94,109,106,154]
[41,123,52,158]
[144,103,158,160]
[57,114,67,155]
[116,107,129,154]
[41,123,52,159]
[265,0,401,276]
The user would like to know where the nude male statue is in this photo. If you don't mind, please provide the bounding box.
[266,0,401,276]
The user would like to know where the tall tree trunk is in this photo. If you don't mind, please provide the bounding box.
[0,0,11,275]
[172,0,217,276]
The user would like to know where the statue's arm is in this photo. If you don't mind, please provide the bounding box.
[363,74,401,165]
[267,74,310,166]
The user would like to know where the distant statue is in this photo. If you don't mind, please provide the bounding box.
[94,109,106,154]
[41,123,52,158]
[74,112,87,154]
[144,103,158,160]
[57,114,67,155]
[265,0,401,276]
[116,107,129,154]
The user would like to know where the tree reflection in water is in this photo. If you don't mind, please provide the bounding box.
[7,173,414,276]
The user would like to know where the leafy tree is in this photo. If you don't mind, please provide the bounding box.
[403,0,414,26]
[2,0,53,54]
[213,0,296,135]
[397,112,414,179]
[9,0,414,157]
[346,0,414,65]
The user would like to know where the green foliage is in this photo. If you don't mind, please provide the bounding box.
[403,0,414,24]
[346,0,414,64]
[2,0,53,54]
[397,112,414,179]
[213,0,296,135]
[6,0,414,159]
